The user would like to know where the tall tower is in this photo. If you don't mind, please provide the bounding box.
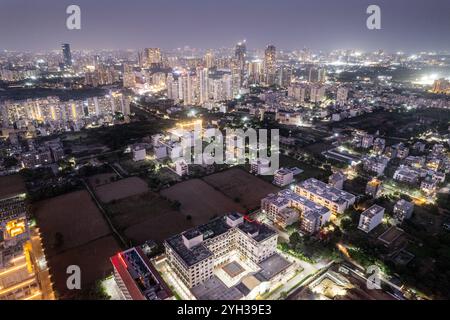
[205,50,215,69]
[144,48,162,67]
[62,43,72,68]
[264,45,276,86]
[234,41,246,86]
[198,68,209,104]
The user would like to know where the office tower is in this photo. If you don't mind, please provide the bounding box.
[264,45,277,86]
[205,50,215,69]
[144,48,162,67]
[61,43,72,68]
[198,68,209,104]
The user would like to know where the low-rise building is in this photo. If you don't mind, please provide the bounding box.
[366,178,383,199]
[132,144,147,162]
[273,168,294,187]
[393,165,420,184]
[362,155,389,176]
[295,178,355,215]
[329,171,346,190]
[164,213,278,288]
[261,189,331,234]
[393,199,414,223]
[358,205,385,233]
[110,247,174,300]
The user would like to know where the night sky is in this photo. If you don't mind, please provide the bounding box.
[1,0,450,52]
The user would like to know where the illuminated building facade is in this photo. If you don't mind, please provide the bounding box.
[0,176,53,300]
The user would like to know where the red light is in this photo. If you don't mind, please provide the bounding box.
[118,252,127,268]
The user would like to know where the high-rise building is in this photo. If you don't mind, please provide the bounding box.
[277,65,292,87]
[0,175,54,300]
[61,43,72,68]
[198,68,209,104]
[122,63,136,88]
[308,67,326,83]
[264,45,277,86]
[144,48,162,67]
[204,50,215,69]
[336,87,349,105]
[248,60,262,85]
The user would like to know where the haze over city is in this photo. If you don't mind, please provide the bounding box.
[1,0,450,52]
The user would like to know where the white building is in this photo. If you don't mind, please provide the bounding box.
[328,171,346,190]
[261,189,331,233]
[358,205,385,233]
[175,159,189,177]
[164,213,278,288]
[250,158,270,175]
[393,199,414,223]
[132,144,147,162]
[295,178,355,215]
[273,168,294,187]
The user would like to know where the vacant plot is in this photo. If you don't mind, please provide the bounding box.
[33,190,121,298]
[202,168,280,210]
[161,178,245,219]
[87,173,118,188]
[0,174,26,199]
[33,190,113,256]
[106,191,191,244]
[94,177,148,203]
[46,235,121,299]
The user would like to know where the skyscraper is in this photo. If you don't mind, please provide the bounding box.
[264,45,276,86]
[61,43,72,68]
[144,48,162,67]
[205,50,215,69]
[198,68,209,104]
[234,41,247,86]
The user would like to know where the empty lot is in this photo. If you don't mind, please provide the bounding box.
[202,168,280,211]
[106,191,191,245]
[94,177,148,203]
[33,190,121,298]
[161,178,245,220]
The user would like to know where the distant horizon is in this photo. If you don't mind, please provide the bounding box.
[1,0,450,53]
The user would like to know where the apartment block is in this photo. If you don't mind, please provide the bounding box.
[358,205,385,233]
[295,178,355,215]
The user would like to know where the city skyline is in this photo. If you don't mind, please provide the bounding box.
[1,0,450,52]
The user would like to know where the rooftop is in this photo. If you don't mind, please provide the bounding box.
[255,253,292,281]
[361,205,385,219]
[165,214,276,266]
[297,178,355,204]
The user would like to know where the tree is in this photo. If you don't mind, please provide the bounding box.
[289,232,302,246]
[3,156,18,168]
